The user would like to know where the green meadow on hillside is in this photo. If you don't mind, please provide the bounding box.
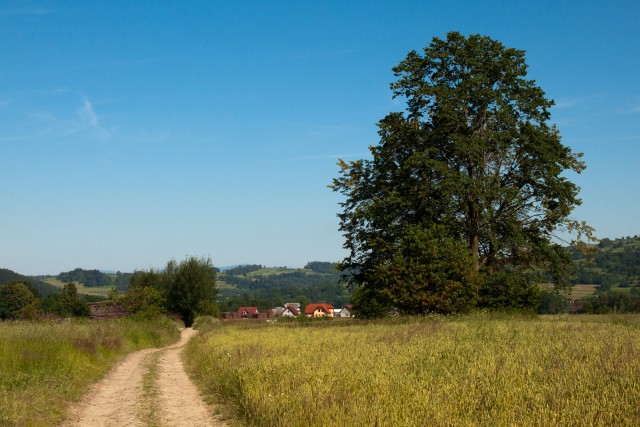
[43,277,114,297]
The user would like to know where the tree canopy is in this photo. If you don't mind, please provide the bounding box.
[332,32,593,316]
[123,256,219,326]
[0,281,39,320]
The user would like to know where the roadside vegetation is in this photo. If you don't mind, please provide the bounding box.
[185,314,640,426]
[0,316,180,427]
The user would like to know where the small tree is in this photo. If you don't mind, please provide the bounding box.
[165,256,219,326]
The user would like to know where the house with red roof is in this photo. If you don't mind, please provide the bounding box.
[237,306,259,319]
[282,305,300,317]
[568,298,585,313]
[304,303,334,318]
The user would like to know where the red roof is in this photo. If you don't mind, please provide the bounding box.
[237,306,259,316]
[284,305,300,316]
[304,303,334,315]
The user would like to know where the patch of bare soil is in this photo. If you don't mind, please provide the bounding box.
[61,328,226,427]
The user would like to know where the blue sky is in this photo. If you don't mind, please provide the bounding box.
[1,1,639,275]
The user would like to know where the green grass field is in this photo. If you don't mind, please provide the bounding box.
[244,267,316,277]
[185,314,640,426]
[43,277,115,297]
[0,317,180,426]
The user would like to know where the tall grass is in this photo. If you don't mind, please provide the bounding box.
[185,314,640,426]
[0,316,180,426]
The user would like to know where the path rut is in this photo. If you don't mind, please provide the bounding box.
[61,328,226,427]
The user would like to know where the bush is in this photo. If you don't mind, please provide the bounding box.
[41,283,90,318]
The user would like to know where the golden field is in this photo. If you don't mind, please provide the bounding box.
[185,314,640,426]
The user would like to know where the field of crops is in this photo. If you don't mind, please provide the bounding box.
[185,314,640,426]
[0,317,180,426]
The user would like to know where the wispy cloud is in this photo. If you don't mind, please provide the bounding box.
[551,94,606,110]
[77,97,111,139]
[553,99,577,109]
[78,99,99,127]
[0,92,111,142]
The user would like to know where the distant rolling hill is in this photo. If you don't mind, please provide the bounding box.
[571,235,640,289]
[0,268,60,298]
[217,261,351,312]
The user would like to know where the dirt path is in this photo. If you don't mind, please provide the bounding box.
[61,328,226,427]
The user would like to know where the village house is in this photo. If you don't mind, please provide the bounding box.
[237,306,259,319]
[568,298,585,313]
[333,307,351,318]
[282,304,300,317]
[267,307,285,318]
[284,302,301,312]
[304,303,334,318]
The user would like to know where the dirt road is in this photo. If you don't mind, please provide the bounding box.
[61,328,226,427]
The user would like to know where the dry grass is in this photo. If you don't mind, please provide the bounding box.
[185,314,640,426]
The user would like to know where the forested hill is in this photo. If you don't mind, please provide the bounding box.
[571,235,640,288]
[0,268,59,297]
[217,262,351,312]
[55,268,132,290]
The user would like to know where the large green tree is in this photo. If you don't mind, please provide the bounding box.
[119,257,219,326]
[332,32,593,316]
[0,281,39,320]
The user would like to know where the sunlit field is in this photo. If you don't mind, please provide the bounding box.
[186,314,640,426]
[0,317,180,426]
[44,277,114,297]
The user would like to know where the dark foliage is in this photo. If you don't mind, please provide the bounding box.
[0,281,39,320]
[41,282,90,317]
[217,267,350,312]
[57,268,132,290]
[0,268,59,298]
[224,264,263,276]
[304,262,338,274]
[570,236,640,289]
[331,32,592,317]
[583,290,640,314]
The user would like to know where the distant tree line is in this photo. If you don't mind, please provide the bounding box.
[570,236,640,288]
[304,262,338,274]
[217,282,351,313]
[224,264,263,276]
[0,268,59,297]
[217,265,350,312]
[0,280,90,320]
[536,287,640,315]
[56,268,132,290]
[222,270,340,290]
